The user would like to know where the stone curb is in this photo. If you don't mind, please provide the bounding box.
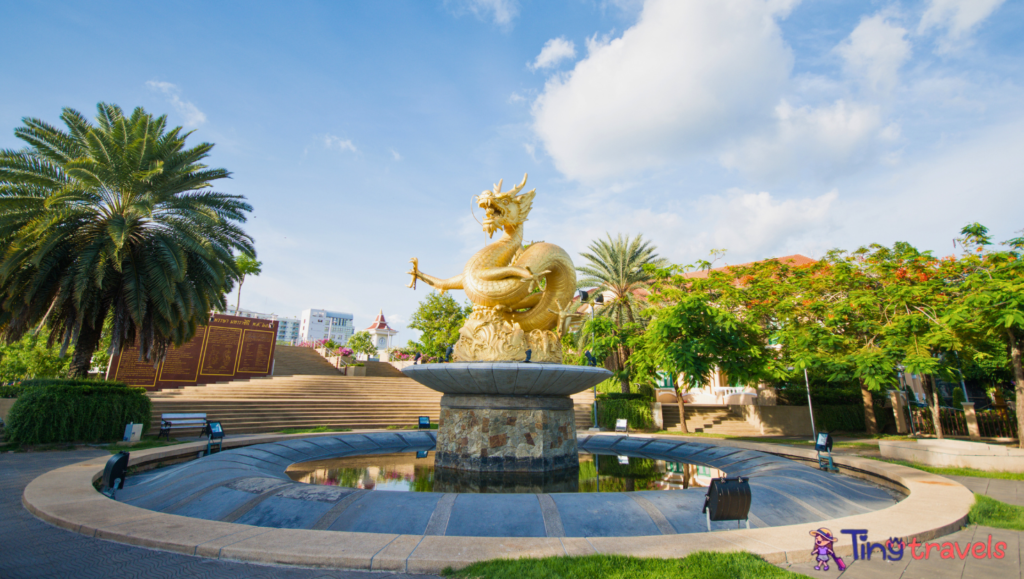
[22,431,974,574]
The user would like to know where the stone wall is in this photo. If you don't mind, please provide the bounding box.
[0,398,15,423]
[730,404,814,436]
[434,394,577,472]
[880,439,1024,472]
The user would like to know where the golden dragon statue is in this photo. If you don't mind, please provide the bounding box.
[407,174,579,363]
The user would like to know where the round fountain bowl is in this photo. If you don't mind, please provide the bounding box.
[401,362,612,397]
[403,363,613,473]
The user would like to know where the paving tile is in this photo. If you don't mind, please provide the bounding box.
[445,493,546,538]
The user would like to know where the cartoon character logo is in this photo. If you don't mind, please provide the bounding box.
[810,528,847,572]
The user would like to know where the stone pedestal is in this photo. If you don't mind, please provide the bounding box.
[435,394,577,472]
[962,402,981,440]
[403,362,613,475]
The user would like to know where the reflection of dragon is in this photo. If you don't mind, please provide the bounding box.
[407,174,577,362]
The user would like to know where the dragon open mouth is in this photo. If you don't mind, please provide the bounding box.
[480,200,502,223]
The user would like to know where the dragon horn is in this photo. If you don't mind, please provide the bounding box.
[505,173,528,196]
[493,178,503,193]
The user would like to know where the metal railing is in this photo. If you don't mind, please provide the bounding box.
[908,406,968,437]
[977,409,1018,439]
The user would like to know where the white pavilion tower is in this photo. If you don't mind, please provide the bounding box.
[365,310,398,359]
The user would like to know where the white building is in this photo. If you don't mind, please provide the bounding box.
[230,309,301,344]
[275,317,301,344]
[300,309,355,344]
[365,310,398,357]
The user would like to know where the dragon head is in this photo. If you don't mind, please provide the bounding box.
[476,173,536,238]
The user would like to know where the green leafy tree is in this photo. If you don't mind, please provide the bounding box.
[867,242,971,439]
[581,317,645,393]
[346,331,377,358]
[779,252,902,435]
[407,291,472,360]
[954,223,1024,447]
[639,263,784,432]
[0,103,252,376]
[233,254,262,315]
[0,332,71,381]
[576,234,666,392]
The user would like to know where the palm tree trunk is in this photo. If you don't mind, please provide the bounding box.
[234,276,245,315]
[68,322,103,378]
[1008,329,1024,449]
[617,345,629,393]
[860,379,878,434]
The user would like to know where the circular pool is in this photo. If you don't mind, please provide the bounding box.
[113,431,902,538]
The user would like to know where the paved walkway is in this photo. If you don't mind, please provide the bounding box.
[947,475,1024,507]
[0,450,439,579]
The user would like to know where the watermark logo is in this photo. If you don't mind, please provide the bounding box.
[805,529,1009,572]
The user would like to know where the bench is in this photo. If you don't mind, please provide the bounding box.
[157,413,207,440]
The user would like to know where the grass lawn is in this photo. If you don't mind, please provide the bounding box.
[442,552,804,579]
[870,457,1024,481]
[970,494,1024,531]
[279,426,353,434]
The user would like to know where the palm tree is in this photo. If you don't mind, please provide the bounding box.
[0,103,253,377]
[233,254,263,315]
[577,234,666,392]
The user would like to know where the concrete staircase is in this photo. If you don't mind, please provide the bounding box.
[662,404,761,436]
[272,346,342,376]
[363,361,406,378]
[149,375,442,434]
[148,369,597,435]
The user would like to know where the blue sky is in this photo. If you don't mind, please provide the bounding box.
[2,0,1022,343]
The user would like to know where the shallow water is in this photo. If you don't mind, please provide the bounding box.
[285,451,725,494]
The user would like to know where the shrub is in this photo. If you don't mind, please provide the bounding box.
[597,392,647,401]
[597,398,652,430]
[812,402,893,433]
[5,380,151,444]
[1,382,22,398]
[813,405,864,432]
[952,386,966,410]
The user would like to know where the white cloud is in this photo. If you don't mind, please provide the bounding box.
[531,184,838,268]
[446,0,519,27]
[322,135,357,153]
[529,37,576,71]
[508,92,527,104]
[695,189,838,258]
[918,0,1006,51]
[721,99,894,182]
[390,148,402,161]
[145,80,206,126]
[531,0,795,182]
[836,14,911,95]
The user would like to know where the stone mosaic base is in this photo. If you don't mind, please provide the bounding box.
[434,394,578,472]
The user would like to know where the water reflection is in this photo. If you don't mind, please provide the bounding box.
[286,452,725,494]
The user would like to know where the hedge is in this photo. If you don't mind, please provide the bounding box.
[813,402,893,433]
[5,380,151,444]
[596,398,653,431]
